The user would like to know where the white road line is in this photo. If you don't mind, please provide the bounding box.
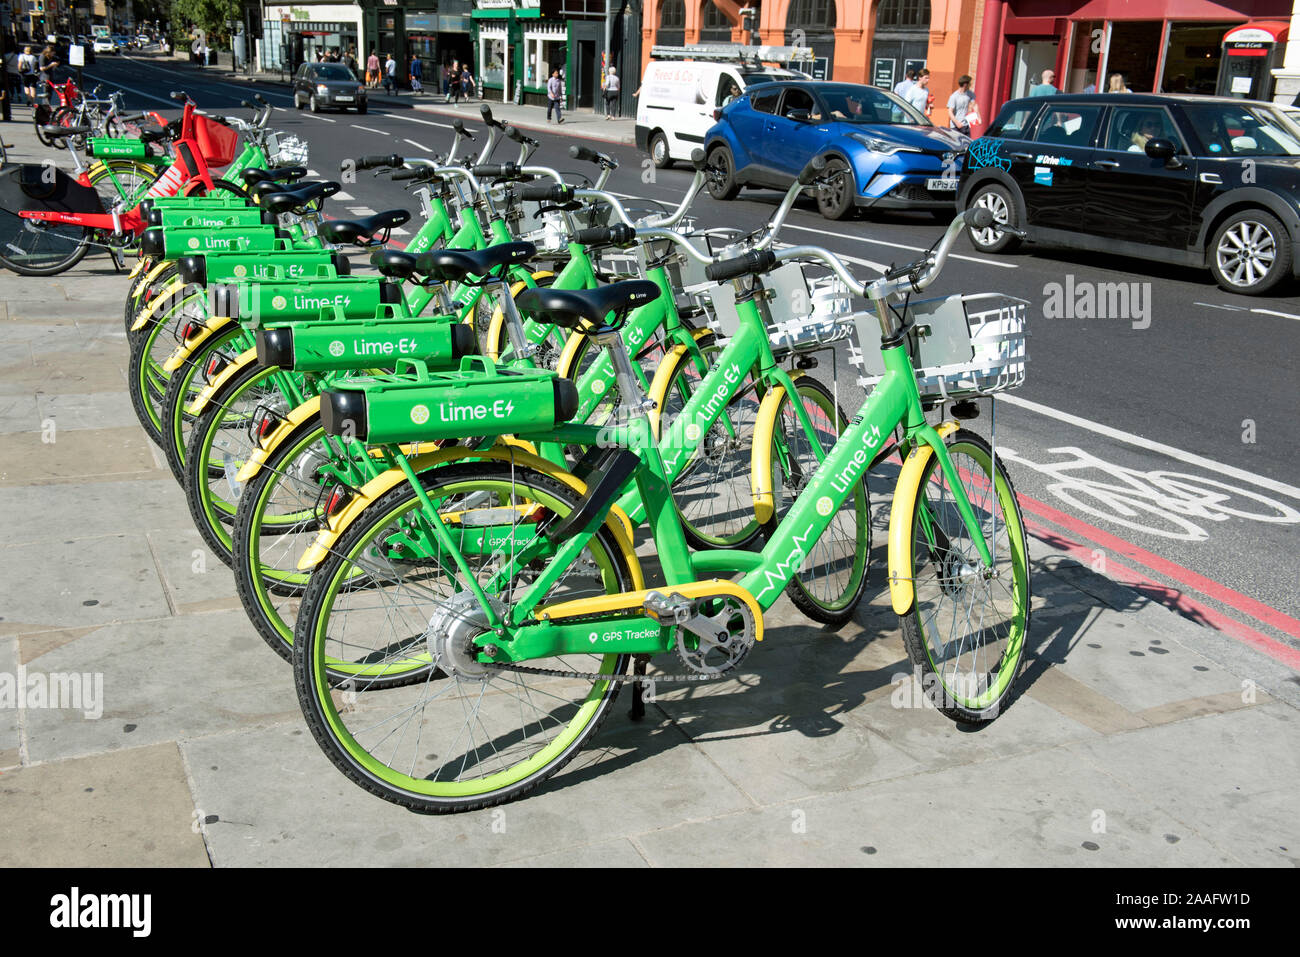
[784,223,1017,268]
[354,125,389,136]
[347,206,377,216]
[77,71,176,106]
[386,114,455,130]
[333,191,356,201]
[403,138,431,152]
[1251,308,1300,322]
[306,169,320,177]
[1194,301,1247,311]
[391,227,410,236]
[304,114,337,123]
[118,54,296,102]
[997,393,1300,501]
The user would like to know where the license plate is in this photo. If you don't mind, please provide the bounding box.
[926,178,958,191]
[335,95,354,102]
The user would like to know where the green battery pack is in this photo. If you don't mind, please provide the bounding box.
[209,277,404,326]
[321,358,578,444]
[255,317,475,372]
[88,137,149,159]
[176,250,350,287]
[139,225,290,260]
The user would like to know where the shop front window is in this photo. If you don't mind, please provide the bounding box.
[1103,20,1162,93]
[1065,20,1103,92]
[481,36,506,86]
[1161,22,1237,95]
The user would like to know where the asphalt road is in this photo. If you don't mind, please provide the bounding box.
[71,52,1300,667]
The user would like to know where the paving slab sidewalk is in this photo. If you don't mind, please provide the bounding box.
[0,114,1296,867]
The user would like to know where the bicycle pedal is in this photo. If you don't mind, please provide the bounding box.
[643,590,692,626]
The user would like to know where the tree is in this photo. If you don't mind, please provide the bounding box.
[169,0,239,45]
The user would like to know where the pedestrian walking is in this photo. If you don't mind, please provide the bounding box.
[366,49,379,89]
[410,54,423,93]
[946,74,977,135]
[447,61,461,105]
[18,47,38,107]
[601,65,620,119]
[38,44,59,104]
[1029,69,1058,96]
[462,70,475,100]
[546,68,564,124]
[5,47,23,113]
[383,53,396,95]
[893,70,916,99]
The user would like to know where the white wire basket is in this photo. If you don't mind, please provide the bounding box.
[690,263,854,354]
[267,132,309,167]
[853,293,1028,400]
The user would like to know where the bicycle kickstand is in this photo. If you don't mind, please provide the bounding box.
[628,654,650,721]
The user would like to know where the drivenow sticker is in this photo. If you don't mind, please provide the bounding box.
[1033,166,1053,187]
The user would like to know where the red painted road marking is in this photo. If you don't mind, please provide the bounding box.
[1019,503,1300,672]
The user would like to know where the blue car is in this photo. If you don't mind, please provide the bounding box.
[703,81,970,220]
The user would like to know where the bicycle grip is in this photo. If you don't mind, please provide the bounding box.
[573,224,635,247]
[569,144,599,163]
[705,249,776,282]
[691,148,708,171]
[453,119,476,140]
[504,125,538,146]
[479,104,502,128]
[353,154,401,171]
[965,206,994,230]
[797,155,827,186]
[471,163,518,179]
[391,167,430,182]
[519,183,573,202]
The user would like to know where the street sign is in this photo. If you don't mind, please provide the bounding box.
[69,44,85,66]
[873,58,895,89]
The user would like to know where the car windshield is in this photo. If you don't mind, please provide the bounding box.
[814,83,930,126]
[1183,103,1300,157]
[317,64,356,81]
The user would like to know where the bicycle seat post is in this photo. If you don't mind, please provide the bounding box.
[492,273,535,362]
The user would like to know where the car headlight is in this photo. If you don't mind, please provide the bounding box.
[357,85,365,95]
[316,84,330,94]
[850,133,922,155]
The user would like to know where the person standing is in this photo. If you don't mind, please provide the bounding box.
[1029,69,1058,96]
[1107,73,1131,93]
[410,53,422,93]
[4,47,21,117]
[601,65,620,119]
[893,70,915,98]
[344,47,358,77]
[38,44,59,104]
[384,52,396,95]
[546,67,564,123]
[946,74,977,135]
[905,69,930,114]
[366,48,379,89]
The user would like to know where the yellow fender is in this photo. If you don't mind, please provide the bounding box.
[186,348,259,417]
[748,372,807,526]
[888,421,960,615]
[234,395,322,484]
[554,328,586,381]
[161,316,235,373]
[485,270,555,362]
[645,327,716,436]
[535,579,763,643]
[297,446,642,589]
[130,276,187,332]
[127,257,148,280]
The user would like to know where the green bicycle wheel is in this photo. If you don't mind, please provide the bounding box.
[293,462,635,813]
[763,375,871,626]
[126,284,203,446]
[159,324,247,483]
[898,429,1031,724]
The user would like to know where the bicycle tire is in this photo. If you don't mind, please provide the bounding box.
[0,210,92,276]
[87,159,160,214]
[898,429,1031,724]
[760,375,871,626]
[293,461,634,813]
[160,324,246,483]
[127,283,202,446]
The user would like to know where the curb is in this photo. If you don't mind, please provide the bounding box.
[413,105,636,146]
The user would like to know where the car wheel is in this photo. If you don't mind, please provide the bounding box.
[309,95,320,114]
[967,183,1022,253]
[294,93,303,110]
[649,131,672,169]
[815,158,856,220]
[1209,209,1292,296]
[705,145,740,201]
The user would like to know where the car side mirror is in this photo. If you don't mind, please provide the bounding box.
[1145,137,1178,163]
[786,109,813,123]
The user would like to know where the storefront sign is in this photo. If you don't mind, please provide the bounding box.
[810,56,828,80]
[407,14,437,30]
[872,57,895,89]
[441,16,470,32]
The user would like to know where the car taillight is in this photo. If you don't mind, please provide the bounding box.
[713,109,722,121]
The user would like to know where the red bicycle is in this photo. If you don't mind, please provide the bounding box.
[33,78,83,147]
[0,92,244,276]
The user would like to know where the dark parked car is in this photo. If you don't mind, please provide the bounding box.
[959,93,1300,295]
[293,61,367,114]
[703,80,969,220]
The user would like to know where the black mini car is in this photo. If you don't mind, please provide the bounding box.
[293,62,367,114]
[958,93,1300,295]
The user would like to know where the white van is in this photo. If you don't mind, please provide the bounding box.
[636,46,810,168]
